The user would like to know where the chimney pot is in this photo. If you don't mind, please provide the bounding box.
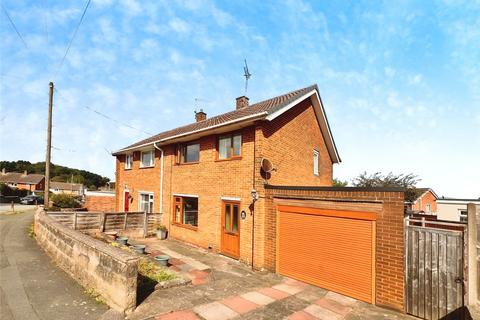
[195,109,207,122]
[236,96,249,109]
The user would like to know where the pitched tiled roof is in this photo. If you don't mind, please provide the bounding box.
[50,181,83,191]
[117,84,318,152]
[0,172,45,185]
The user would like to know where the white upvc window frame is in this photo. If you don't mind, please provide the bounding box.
[313,149,319,176]
[125,153,133,170]
[138,192,154,213]
[140,150,155,168]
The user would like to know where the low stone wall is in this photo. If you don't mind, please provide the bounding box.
[34,209,139,314]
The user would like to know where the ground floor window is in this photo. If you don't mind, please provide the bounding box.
[139,192,154,213]
[173,196,198,228]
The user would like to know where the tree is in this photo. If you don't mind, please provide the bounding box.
[333,178,348,187]
[352,171,421,202]
[0,160,109,189]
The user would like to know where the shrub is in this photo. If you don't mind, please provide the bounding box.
[51,193,81,208]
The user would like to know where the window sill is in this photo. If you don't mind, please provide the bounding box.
[175,161,200,166]
[139,165,155,169]
[172,223,198,231]
[125,168,132,170]
[215,156,242,162]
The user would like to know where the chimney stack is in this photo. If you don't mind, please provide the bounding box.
[1,168,5,175]
[236,96,249,109]
[195,109,207,122]
[23,170,28,176]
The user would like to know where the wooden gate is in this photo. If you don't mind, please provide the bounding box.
[405,217,467,319]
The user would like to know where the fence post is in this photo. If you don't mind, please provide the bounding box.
[123,212,128,230]
[143,212,148,237]
[73,212,77,230]
[100,212,106,232]
[467,203,478,305]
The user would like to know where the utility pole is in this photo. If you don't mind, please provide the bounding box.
[45,82,54,208]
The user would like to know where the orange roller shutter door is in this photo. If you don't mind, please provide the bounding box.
[277,205,376,304]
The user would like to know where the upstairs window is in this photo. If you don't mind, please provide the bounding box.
[140,150,155,168]
[218,133,242,159]
[425,204,431,213]
[125,154,133,170]
[313,150,319,176]
[179,143,200,163]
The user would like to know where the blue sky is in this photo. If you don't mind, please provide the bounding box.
[1,0,479,197]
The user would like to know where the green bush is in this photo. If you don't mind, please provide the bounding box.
[51,193,81,208]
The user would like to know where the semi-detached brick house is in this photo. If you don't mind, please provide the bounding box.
[113,84,406,311]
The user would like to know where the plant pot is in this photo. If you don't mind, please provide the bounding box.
[154,255,170,266]
[156,229,167,240]
[116,237,128,246]
[132,245,146,254]
[105,231,118,240]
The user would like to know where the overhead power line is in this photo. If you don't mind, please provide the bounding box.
[54,87,153,136]
[1,4,28,49]
[53,0,92,78]
[84,106,154,135]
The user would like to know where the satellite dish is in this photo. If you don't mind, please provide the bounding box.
[261,158,275,173]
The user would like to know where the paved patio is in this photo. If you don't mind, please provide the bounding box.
[127,238,413,320]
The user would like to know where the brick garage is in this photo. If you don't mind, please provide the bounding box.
[262,185,405,312]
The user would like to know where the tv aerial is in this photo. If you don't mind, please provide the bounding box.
[243,59,252,93]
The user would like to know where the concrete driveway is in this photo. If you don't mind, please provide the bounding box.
[0,209,108,320]
[128,238,414,320]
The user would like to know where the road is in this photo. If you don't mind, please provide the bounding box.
[0,209,109,320]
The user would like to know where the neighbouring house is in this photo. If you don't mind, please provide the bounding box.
[437,197,480,222]
[49,181,84,195]
[112,85,407,310]
[84,190,115,212]
[406,188,438,214]
[0,169,45,193]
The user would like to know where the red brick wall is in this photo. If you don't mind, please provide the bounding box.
[412,190,437,213]
[259,98,333,186]
[85,195,115,212]
[263,186,405,311]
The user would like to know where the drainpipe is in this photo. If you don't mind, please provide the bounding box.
[153,142,164,214]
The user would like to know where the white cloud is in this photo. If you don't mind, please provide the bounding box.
[408,73,423,85]
[168,17,191,34]
[384,67,396,78]
[120,0,141,16]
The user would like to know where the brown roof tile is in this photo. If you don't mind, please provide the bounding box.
[0,172,45,185]
[116,84,318,152]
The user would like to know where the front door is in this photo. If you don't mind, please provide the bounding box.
[221,201,240,259]
[124,191,129,212]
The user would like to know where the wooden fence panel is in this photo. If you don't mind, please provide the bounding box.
[46,211,162,234]
[405,220,465,320]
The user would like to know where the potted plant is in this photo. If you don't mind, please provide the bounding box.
[156,224,168,240]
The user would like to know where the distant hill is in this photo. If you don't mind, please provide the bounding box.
[0,160,110,190]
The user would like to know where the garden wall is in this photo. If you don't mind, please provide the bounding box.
[34,209,139,314]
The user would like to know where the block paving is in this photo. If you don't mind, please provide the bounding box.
[127,239,414,320]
